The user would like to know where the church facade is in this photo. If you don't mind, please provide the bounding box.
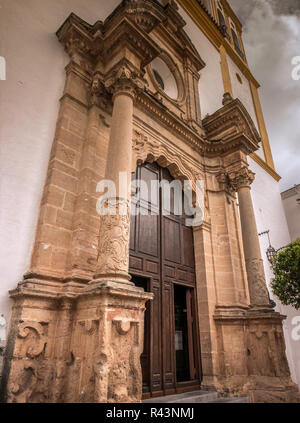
[0,0,299,403]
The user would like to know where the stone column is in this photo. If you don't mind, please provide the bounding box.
[229,166,271,308]
[92,64,141,286]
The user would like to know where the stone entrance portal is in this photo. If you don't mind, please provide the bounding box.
[1,0,299,403]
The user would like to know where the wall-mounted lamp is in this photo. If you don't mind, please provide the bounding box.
[258,230,277,264]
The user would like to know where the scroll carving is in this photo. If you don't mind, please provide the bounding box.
[112,319,138,336]
[7,321,48,403]
[17,321,47,358]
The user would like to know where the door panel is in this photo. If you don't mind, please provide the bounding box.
[129,162,202,397]
[151,280,162,393]
[138,213,159,257]
[163,217,181,263]
[162,282,175,389]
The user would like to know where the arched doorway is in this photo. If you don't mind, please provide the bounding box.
[130,162,202,398]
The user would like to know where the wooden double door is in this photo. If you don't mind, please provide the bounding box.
[130,162,202,398]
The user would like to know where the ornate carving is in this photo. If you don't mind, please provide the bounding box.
[112,319,138,336]
[90,74,111,110]
[246,258,270,306]
[203,96,261,156]
[105,63,147,100]
[121,0,165,33]
[7,321,48,403]
[79,320,98,335]
[96,199,130,280]
[107,319,142,402]
[228,167,255,191]
[216,171,235,197]
[217,166,255,194]
[17,321,47,359]
[7,360,38,403]
[133,129,203,190]
[57,4,162,67]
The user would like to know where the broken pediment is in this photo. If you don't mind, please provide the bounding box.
[202,93,261,156]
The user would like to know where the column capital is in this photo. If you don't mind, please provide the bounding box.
[216,165,255,196]
[228,166,255,191]
[104,62,147,101]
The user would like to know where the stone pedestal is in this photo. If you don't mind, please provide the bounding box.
[1,282,152,403]
[68,283,152,403]
[214,307,300,402]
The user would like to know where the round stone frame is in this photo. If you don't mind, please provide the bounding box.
[147,51,186,106]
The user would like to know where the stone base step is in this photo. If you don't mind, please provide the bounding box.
[143,390,248,404]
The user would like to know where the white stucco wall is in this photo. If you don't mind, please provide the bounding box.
[177,5,225,117]
[0,0,120,332]
[227,55,266,161]
[249,158,300,387]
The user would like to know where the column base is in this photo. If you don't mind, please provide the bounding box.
[212,307,300,403]
[1,277,153,403]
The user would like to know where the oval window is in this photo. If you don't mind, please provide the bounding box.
[151,57,178,100]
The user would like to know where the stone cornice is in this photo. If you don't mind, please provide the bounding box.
[56,11,162,68]
[135,89,206,153]
[202,94,261,156]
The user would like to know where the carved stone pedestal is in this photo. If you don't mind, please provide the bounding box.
[213,308,300,403]
[68,282,153,403]
[1,281,152,403]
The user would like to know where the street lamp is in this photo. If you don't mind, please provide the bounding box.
[266,244,277,264]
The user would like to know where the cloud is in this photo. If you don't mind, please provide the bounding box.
[229,0,300,191]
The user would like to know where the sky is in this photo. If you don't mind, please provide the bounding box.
[229,0,300,191]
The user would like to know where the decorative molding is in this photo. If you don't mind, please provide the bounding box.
[220,45,233,97]
[249,81,276,170]
[132,129,203,190]
[56,8,162,68]
[203,94,261,156]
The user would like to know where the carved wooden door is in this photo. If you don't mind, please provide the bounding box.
[130,162,202,398]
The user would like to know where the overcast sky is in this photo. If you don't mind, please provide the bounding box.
[229,0,300,191]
